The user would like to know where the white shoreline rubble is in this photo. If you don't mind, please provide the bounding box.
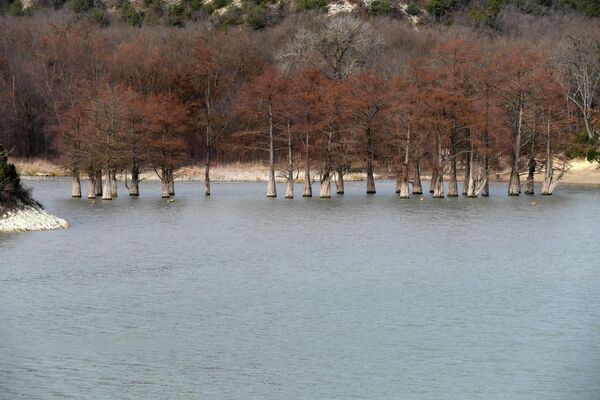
[0,205,68,233]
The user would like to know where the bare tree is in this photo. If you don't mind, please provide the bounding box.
[557,36,600,140]
[276,15,382,80]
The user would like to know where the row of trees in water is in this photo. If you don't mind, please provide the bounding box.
[1,15,598,199]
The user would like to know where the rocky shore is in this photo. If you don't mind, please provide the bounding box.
[0,204,68,233]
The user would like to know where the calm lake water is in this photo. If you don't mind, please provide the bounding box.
[1,179,600,400]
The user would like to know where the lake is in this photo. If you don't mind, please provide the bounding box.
[1,179,600,399]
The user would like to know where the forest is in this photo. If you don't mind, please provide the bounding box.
[0,9,599,200]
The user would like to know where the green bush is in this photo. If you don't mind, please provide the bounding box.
[68,0,93,13]
[8,0,23,15]
[0,145,37,214]
[120,0,144,26]
[244,2,266,28]
[405,3,421,15]
[469,0,504,28]
[370,0,392,15]
[425,0,456,20]
[296,0,326,12]
[559,0,600,17]
[91,8,109,25]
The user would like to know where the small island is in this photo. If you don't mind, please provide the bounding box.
[0,146,67,233]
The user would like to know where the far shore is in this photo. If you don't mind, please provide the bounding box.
[11,158,600,187]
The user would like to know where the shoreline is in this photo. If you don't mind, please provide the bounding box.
[11,158,600,187]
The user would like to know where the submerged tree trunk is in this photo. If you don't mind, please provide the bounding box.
[285,121,294,199]
[204,147,211,196]
[71,171,81,198]
[525,125,536,195]
[95,169,103,197]
[399,126,410,198]
[161,167,170,198]
[336,166,345,194]
[413,147,423,195]
[161,180,170,198]
[541,116,564,195]
[466,139,477,198]
[462,130,470,195]
[267,98,277,198]
[320,171,331,198]
[508,101,524,196]
[130,162,139,196]
[481,129,490,197]
[429,144,438,195]
[168,168,175,196]
[448,128,458,197]
[320,131,333,199]
[110,170,118,198]
[303,131,312,197]
[432,135,444,198]
[525,158,536,195]
[87,171,96,199]
[366,128,375,194]
[102,169,112,200]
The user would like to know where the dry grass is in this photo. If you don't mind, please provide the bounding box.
[9,158,67,177]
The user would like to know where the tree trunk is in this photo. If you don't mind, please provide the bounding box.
[110,170,118,198]
[71,171,81,198]
[204,147,211,196]
[525,124,536,195]
[285,122,294,199]
[412,148,423,195]
[541,162,552,194]
[399,164,410,198]
[481,129,490,197]
[433,136,444,198]
[267,98,277,198]
[429,169,438,193]
[95,169,103,197]
[130,163,139,196]
[320,171,331,198]
[448,128,458,197]
[466,141,477,198]
[525,158,536,195]
[336,166,345,194]
[168,168,175,196]
[87,171,96,199]
[541,117,553,195]
[399,126,410,198]
[366,128,376,194]
[102,169,112,200]
[303,131,312,197]
[161,180,170,198]
[462,157,470,196]
[161,167,170,198]
[429,144,438,194]
[508,101,524,196]
[285,178,294,199]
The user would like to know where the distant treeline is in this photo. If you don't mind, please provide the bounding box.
[0,13,598,199]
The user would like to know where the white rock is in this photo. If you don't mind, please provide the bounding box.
[0,205,68,233]
[327,0,357,15]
